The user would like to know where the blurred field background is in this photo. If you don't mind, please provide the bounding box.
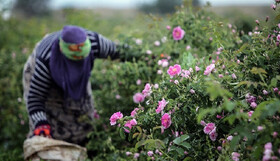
[0,0,274,160]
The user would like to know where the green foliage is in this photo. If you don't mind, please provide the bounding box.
[12,0,51,17]
[108,1,280,160]
[139,0,182,14]
[1,0,280,160]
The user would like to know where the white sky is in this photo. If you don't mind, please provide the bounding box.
[50,0,273,9]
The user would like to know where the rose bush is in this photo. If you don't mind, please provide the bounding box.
[108,1,280,160]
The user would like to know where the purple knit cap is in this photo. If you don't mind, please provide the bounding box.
[61,25,87,44]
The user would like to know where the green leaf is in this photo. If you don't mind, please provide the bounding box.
[173,135,189,145]
[206,81,233,101]
[223,114,237,125]
[135,140,146,149]
[237,81,251,87]
[197,108,216,123]
[173,137,181,145]
[250,67,267,75]
[136,126,142,132]
[269,78,277,88]
[254,100,280,120]
[135,139,165,150]
[180,135,190,142]
[179,142,191,149]
[251,100,274,120]
[154,139,165,149]
[176,147,185,156]
[137,133,143,141]
[153,126,162,131]
[181,52,195,69]
[169,145,177,152]
[183,157,193,161]
[239,43,249,52]
[224,101,236,112]
[132,132,139,139]
[119,128,126,139]
[230,135,241,151]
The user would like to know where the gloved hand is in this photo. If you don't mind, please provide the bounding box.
[33,124,52,138]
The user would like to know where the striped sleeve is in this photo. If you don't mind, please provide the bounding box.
[86,30,119,60]
[27,32,59,128]
[27,57,52,128]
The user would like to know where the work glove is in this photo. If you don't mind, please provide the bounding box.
[33,124,52,138]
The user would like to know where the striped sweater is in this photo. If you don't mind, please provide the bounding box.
[28,29,119,128]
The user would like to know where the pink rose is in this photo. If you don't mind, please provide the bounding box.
[134,153,140,159]
[257,126,264,131]
[200,120,206,126]
[277,35,280,42]
[93,109,100,119]
[157,70,163,75]
[265,142,272,150]
[248,111,254,117]
[110,112,123,125]
[154,41,160,46]
[154,83,159,89]
[115,94,121,99]
[190,89,195,94]
[250,102,257,108]
[167,64,181,77]
[156,98,168,114]
[133,93,145,103]
[161,113,172,129]
[172,26,185,40]
[142,83,152,98]
[203,123,216,134]
[209,130,218,141]
[161,59,169,67]
[131,108,139,117]
[124,119,137,133]
[195,66,200,72]
[227,135,233,141]
[273,132,278,138]
[232,152,240,161]
[204,64,215,76]
[166,25,171,30]
[181,69,191,78]
[147,151,154,157]
[263,142,273,161]
[271,4,276,10]
[136,79,142,85]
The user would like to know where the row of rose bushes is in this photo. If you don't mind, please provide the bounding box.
[105,1,280,160]
[87,1,244,159]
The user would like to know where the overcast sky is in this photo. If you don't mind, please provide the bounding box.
[50,0,273,9]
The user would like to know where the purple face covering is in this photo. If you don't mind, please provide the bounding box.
[49,26,93,100]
